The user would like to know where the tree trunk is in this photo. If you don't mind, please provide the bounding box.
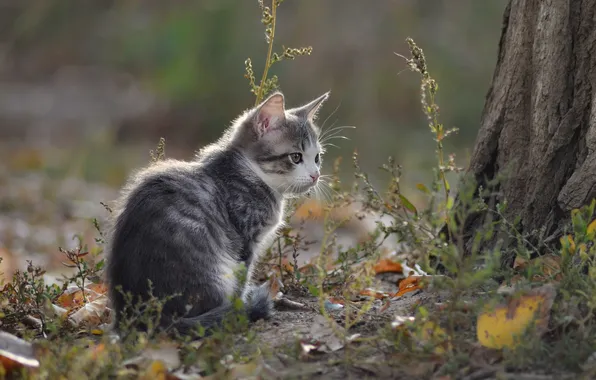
[450,0,596,267]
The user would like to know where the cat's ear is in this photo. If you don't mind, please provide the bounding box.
[254,92,286,137]
[296,92,330,121]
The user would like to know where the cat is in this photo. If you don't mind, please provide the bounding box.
[106,91,329,335]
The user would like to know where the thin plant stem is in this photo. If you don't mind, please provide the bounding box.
[255,0,277,105]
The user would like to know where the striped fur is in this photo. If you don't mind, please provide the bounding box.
[106,91,329,335]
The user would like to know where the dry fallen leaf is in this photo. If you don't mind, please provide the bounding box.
[68,294,110,326]
[359,288,390,299]
[0,331,39,373]
[395,275,428,297]
[56,283,108,309]
[373,259,403,274]
[476,283,556,349]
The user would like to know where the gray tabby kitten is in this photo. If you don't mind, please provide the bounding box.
[106,91,329,334]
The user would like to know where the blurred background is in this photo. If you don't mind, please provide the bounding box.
[0,0,507,281]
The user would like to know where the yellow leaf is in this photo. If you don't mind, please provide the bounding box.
[578,243,588,255]
[141,360,167,380]
[476,284,556,349]
[559,234,576,254]
[567,235,576,254]
[587,219,596,239]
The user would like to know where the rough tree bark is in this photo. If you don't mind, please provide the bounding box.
[450,0,596,267]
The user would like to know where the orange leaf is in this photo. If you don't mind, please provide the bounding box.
[395,276,427,297]
[328,297,345,305]
[373,259,403,274]
[56,283,108,309]
[359,288,390,299]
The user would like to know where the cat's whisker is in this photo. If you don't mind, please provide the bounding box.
[318,121,339,141]
[313,185,329,202]
[319,180,338,199]
[319,99,342,131]
[321,142,340,150]
[321,124,355,135]
[321,133,349,142]
[321,129,353,140]
[319,125,355,142]
[319,130,353,145]
[320,136,350,145]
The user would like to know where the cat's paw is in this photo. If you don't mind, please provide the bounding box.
[245,282,274,322]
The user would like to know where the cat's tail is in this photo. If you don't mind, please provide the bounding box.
[172,283,274,335]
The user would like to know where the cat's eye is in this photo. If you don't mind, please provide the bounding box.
[289,153,303,164]
[315,154,320,164]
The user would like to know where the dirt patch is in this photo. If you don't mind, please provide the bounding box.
[247,283,447,379]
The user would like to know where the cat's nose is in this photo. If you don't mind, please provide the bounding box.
[310,174,319,183]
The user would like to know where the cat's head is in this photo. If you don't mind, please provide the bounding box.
[233,91,329,195]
